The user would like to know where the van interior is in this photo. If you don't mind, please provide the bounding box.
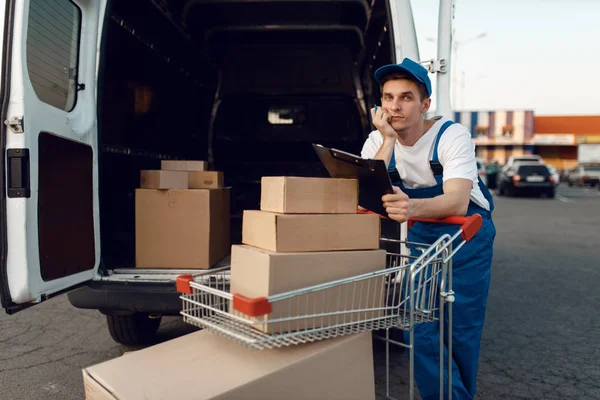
[98,0,398,274]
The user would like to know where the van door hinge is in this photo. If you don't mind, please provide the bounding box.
[4,116,24,133]
[420,59,447,74]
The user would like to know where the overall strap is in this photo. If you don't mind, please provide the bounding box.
[387,147,401,184]
[388,148,396,170]
[430,120,455,185]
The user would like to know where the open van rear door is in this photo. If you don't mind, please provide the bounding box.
[1,0,105,314]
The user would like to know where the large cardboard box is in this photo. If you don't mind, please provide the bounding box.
[242,210,380,252]
[230,245,386,333]
[140,170,188,189]
[161,159,207,171]
[260,176,358,214]
[189,171,224,189]
[82,330,375,400]
[135,189,230,269]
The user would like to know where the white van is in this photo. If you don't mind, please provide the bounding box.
[1,0,454,344]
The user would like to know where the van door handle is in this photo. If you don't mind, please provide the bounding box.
[7,148,30,198]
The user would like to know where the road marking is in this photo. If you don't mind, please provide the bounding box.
[556,195,572,203]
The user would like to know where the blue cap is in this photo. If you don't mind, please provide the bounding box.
[374,58,432,98]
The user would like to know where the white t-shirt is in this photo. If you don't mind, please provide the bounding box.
[361,116,490,211]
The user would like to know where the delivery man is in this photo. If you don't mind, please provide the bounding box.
[360,58,496,400]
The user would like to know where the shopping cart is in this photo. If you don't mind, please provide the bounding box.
[176,214,482,400]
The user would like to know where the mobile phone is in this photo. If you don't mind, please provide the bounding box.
[374,104,378,111]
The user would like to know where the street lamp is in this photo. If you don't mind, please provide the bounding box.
[426,32,487,110]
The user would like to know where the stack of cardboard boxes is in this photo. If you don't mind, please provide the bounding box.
[135,160,230,270]
[82,176,383,400]
[231,176,387,333]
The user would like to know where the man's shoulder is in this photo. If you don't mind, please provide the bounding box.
[437,121,474,159]
[438,121,471,142]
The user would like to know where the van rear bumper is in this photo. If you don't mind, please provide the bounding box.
[67,280,182,315]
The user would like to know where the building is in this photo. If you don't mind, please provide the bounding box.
[532,116,600,170]
[452,111,600,169]
[452,110,535,164]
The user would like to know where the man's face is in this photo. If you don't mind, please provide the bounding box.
[381,79,431,132]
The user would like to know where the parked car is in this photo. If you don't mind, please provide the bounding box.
[502,155,544,174]
[485,162,501,189]
[497,162,555,198]
[566,165,600,187]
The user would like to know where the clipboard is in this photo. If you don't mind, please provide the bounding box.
[313,143,393,217]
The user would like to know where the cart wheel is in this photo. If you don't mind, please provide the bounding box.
[105,313,162,346]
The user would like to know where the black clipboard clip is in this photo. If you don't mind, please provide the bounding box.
[312,144,393,217]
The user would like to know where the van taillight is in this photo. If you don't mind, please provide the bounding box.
[512,174,521,182]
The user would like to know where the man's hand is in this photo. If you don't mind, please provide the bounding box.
[370,106,398,140]
[382,186,411,223]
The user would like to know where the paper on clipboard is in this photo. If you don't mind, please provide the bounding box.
[312,144,393,217]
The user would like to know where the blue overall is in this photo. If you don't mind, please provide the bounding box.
[388,121,496,400]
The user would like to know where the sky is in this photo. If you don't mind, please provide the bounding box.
[410,0,600,116]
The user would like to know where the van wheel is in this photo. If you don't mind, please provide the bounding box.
[106,313,162,346]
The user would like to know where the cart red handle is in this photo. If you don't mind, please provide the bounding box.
[233,294,272,317]
[358,208,482,242]
[177,275,273,317]
[407,214,483,242]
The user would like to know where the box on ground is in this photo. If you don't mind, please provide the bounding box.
[135,188,230,269]
[140,170,188,189]
[189,171,224,189]
[260,176,358,214]
[242,210,380,252]
[230,245,386,333]
[161,159,207,171]
[82,330,375,400]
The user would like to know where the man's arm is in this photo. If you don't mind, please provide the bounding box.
[382,178,472,222]
[373,138,396,167]
[408,178,471,218]
[367,106,398,167]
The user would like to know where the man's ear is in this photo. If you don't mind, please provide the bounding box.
[421,98,432,113]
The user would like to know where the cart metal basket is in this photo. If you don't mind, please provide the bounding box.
[177,214,482,400]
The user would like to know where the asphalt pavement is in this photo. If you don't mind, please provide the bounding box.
[1,184,599,400]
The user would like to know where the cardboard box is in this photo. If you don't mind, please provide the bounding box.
[82,330,375,400]
[260,176,358,214]
[242,210,380,252]
[189,171,224,189]
[230,245,386,333]
[161,159,207,171]
[135,189,230,269]
[140,170,188,189]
